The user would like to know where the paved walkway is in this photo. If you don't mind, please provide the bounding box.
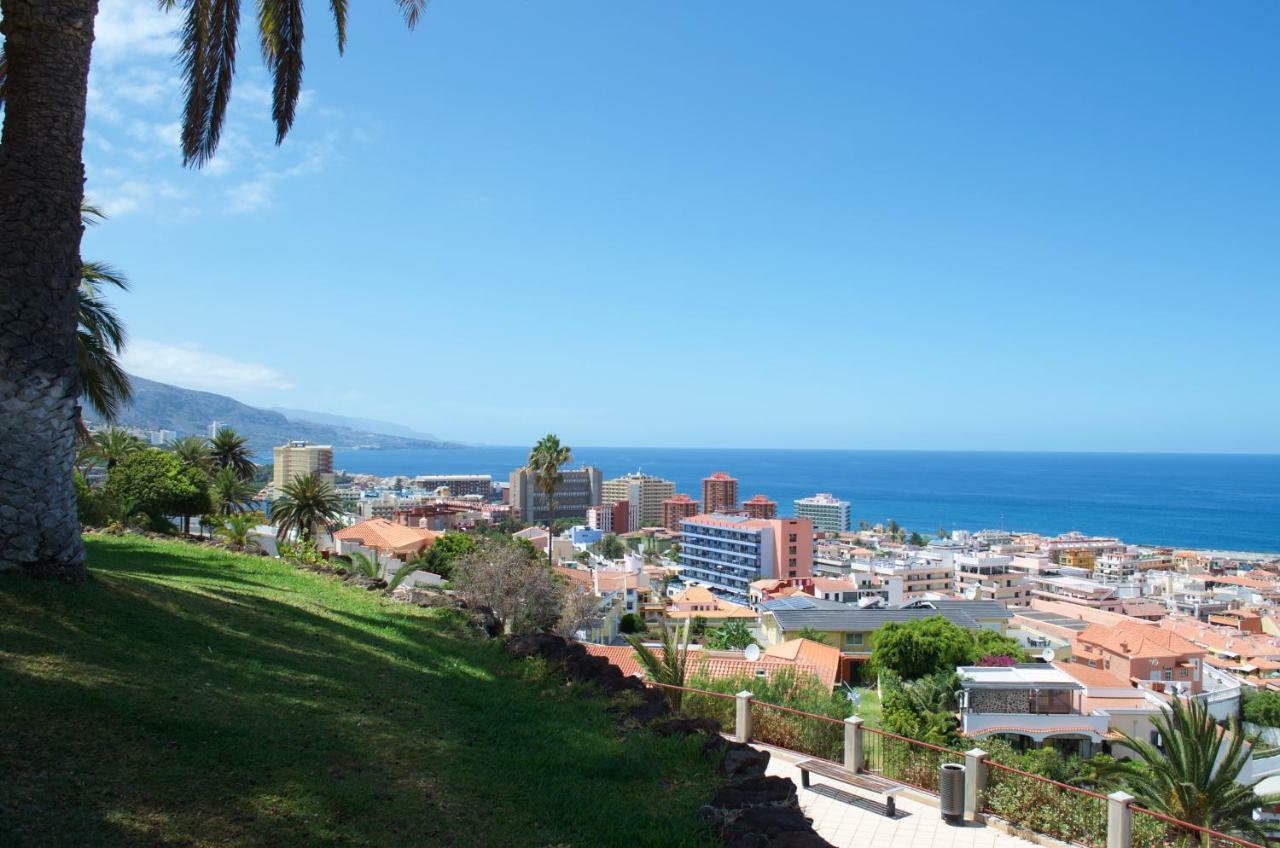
[760,746,1039,848]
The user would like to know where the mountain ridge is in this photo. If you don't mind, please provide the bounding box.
[87,376,459,453]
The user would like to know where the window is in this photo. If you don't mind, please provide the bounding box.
[789,534,797,543]
[789,546,797,555]
[843,632,864,648]
[1163,669,1173,681]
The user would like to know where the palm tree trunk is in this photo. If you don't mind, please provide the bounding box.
[0,0,99,581]
[546,492,555,569]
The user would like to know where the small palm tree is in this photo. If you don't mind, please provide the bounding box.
[169,435,213,474]
[77,203,132,431]
[1117,697,1280,846]
[87,427,144,471]
[209,426,256,481]
[272,473,342,544]
[528,434,572,567]
[343,551,382,579]
[211,466,257,516]
[387,560,422,593]
[626,618,692,711]
[215,513,259,550]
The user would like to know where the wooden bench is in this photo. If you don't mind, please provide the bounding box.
[795,759,902,817]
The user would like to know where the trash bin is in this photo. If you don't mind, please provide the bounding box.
[939,763,965,825]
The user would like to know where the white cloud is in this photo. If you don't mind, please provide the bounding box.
[94,0,177,63]
[123,339,296,392]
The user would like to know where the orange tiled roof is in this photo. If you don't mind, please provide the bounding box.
[1077,621,1203,660]
[334,518,440,554]
[764,638,842,689]
[1054,661,1132,689]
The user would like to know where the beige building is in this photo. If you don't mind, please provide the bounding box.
[272,441,334,491]
[601,471,675,531]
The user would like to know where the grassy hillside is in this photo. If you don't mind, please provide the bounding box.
[0,535,718,848]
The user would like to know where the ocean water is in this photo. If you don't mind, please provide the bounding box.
[330,447,1280,553]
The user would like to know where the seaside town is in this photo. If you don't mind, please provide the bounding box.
[209,440,1280,845]
[7,4,1279,848]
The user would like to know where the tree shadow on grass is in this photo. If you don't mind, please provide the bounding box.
[0,536,720,848]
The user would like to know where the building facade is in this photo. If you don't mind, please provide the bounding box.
[587,501,630,535]
[793,492,851,534]
[272,441,334,491]
[601,471,676,531]
[509,465,602,524]
[413,474,493,499]
[702,472,739,514]
[743,494,778,519]
[661,494,700,532]
[678,514,813,603]
[955,553,1030,607]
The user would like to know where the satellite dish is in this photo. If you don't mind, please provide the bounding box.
[1040,648,1055,662]
[743,644,762,662]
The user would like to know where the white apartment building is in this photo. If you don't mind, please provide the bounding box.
[955,553,1029,607]
[793,492,851,533]
[1094,552,1140,584]
[601,471,676,531]
[272,441,334,491]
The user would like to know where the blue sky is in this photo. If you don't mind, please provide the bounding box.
[83,1,1279,452]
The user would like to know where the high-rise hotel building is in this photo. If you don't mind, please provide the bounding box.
[743,494,778,519]
[509,466,602,524]
[661,493,700,532]
[793,492,851,534]
[272,441,334,492]
[702,472,739,514]
[601,471,676,531]
[678,514,814,603]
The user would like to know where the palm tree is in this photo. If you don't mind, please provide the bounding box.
[0,1,428,582]
[168,435,213,474]
[1117,697,1280,846]
[87,427,144,471]
[209,426,256,481]
[343,551,383,579]
[528,434,572,567]
[215,513,259,550]
[211,466,257,516]
[76,204,132,430]
[272,473,342,544]
[626,618,692,711]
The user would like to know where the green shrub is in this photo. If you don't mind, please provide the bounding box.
[104,449,211,528]
[1244,690,1280,727]
[619,613,645,634]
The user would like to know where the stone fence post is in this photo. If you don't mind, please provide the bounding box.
[844,716,864,772]
[964,748,988,822]
[1108,791,1134,848]
[734,690,754,744]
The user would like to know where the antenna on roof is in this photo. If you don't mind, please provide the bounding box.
[743,644,761,662]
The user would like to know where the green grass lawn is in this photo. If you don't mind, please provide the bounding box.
[851,687,882,729]
[0,535,720,848]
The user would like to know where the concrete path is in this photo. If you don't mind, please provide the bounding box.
[760,745,1038,848]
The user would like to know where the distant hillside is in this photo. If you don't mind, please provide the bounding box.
[88,376,459,453]
[271,407,440,442]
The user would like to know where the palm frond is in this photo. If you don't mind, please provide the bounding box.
[179,0,212,165]
[78,286,127,353]
[179,0,240,166]
[396,0,429,29]
[330,0,348,54]
[0,44,7,113]
[81,260,130,294]
[259,0,305,145]
[388,560,420,592]
[78,328,133,422]
[81,200,107,227]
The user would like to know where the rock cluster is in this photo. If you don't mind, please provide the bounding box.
[503,633,834,848]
